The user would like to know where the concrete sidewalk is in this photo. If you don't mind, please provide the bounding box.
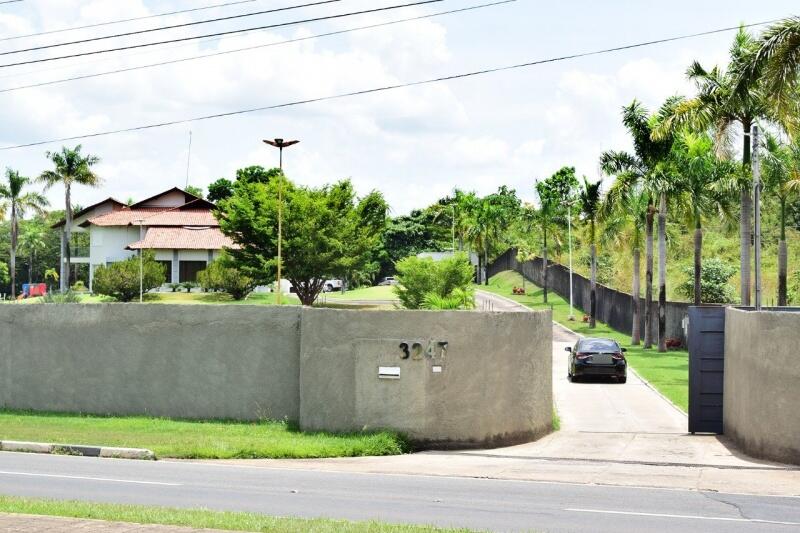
[190,292,800,497]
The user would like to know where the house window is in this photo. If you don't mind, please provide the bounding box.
[157,261,172,283]
[179,261,207,283]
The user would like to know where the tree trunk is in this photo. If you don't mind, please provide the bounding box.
[658,193,667,353]
[631,247,641,345]
[28,252,33,285]
[590,243,597,328]
[779,240,788,306]
[10,203,17,298]
[63,184,72,293]
[694,226,702,305]
[740,120,752,306]
[644,208,654,349]
[542,226,548,304]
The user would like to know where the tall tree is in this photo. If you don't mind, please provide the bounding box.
[217,176,385,306]
[739,17,800,136]
[18,221,48,285]
[39,145,101,292]
[654,28,769,306]
[763,133,800,305]
[600,177,649,344]
[579,177,602,328]
[670,132,736,304]
[0,170,48,297]
[600,99,674,348]
[534,167,578,303]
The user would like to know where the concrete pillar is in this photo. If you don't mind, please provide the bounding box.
[172,250,179,283]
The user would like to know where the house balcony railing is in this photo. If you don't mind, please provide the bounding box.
[69,245,90,258]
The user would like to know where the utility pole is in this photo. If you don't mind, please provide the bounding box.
[263,138,299,305]
[752,126,762,311]
[451,204,456,254]
[566,200,575,321]
[185,130,193,188]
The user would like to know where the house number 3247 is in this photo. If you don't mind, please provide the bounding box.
[398,341,448,360]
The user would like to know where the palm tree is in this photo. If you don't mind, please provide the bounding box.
[600,99,674,348]
[670,132,736,304]
[654,28,769,306]
[763,133,800,305]
[534,181,557,303]
[18,222,47,285]
[739,17,800,135]
[0,170,48,297]
[600,178,649,344]
[39,145,101,291]
[579,177,602,328]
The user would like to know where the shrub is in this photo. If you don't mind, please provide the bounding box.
[71,280,87,292]
[180,281,196,293]
[394,253,475,310]
[197,254,258,300]
[676,258,736,304]
[93,251,166,302]
[168,283,181,293]
[40,290,81,304]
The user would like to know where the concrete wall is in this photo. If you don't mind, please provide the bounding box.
[0,304,553,448]
[724,308,800,465]
[489,248,689,344]
[300,307,553,448]
[0,305,302,421]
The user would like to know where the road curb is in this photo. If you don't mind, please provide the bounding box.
[0,440,155,460]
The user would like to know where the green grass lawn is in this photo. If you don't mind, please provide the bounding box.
[480,271,689,412]
[4,292,301,306]
[323,285,398,301]
[0,410,407,459]
[0,496,478,532]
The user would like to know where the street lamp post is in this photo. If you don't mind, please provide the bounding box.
[752,126,762,311]
[565,201,575,321]
[136,218,144,303]
[451,204,456,254]
[263,138,299,305]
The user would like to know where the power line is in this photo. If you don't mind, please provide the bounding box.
[0,0,24,5]
[0,18,780,151]
[0,0,265,43]
[0,0,444,68]
[0,0,515,94]
[1,0,343,57]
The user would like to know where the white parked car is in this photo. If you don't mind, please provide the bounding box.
[377,276,398,286]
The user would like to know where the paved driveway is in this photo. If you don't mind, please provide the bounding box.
[198,292,800,496]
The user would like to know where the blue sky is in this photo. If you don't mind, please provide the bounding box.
[0,0,796,214]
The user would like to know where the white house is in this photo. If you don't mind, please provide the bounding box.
[53,187,235,291]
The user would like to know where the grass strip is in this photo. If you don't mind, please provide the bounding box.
[0,496,478,532]
[0,410,408,459]
[480,271,688,412]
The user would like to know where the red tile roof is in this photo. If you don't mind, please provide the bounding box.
[87,208,218,227]
[126,227,237,250]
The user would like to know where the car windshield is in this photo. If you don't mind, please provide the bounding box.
[577,339,619,352]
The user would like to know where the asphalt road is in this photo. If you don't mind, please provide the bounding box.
[1,452,799,532]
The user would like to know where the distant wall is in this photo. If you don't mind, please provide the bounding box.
[300,308,552,447]
[724,308,800,464]
[0,304,552,448]
[488,248,689,343]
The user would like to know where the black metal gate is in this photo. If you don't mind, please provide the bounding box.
[687,306,726,434]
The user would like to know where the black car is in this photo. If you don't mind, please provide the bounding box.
[566,338,627,383]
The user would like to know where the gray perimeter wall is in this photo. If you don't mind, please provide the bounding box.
[724,308,800,464]
[488,248,689,344]
[0,305,302,421]
[300,308,553,448]
[0,304,552,448]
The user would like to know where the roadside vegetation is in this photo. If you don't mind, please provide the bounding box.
[0,410,408,459]
[0,496,476,533]
[481,271,688,412]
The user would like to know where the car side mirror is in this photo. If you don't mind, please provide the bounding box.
[565,347,572,353]
[621,348,627,353]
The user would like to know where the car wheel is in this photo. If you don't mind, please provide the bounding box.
[618,375,627,384]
